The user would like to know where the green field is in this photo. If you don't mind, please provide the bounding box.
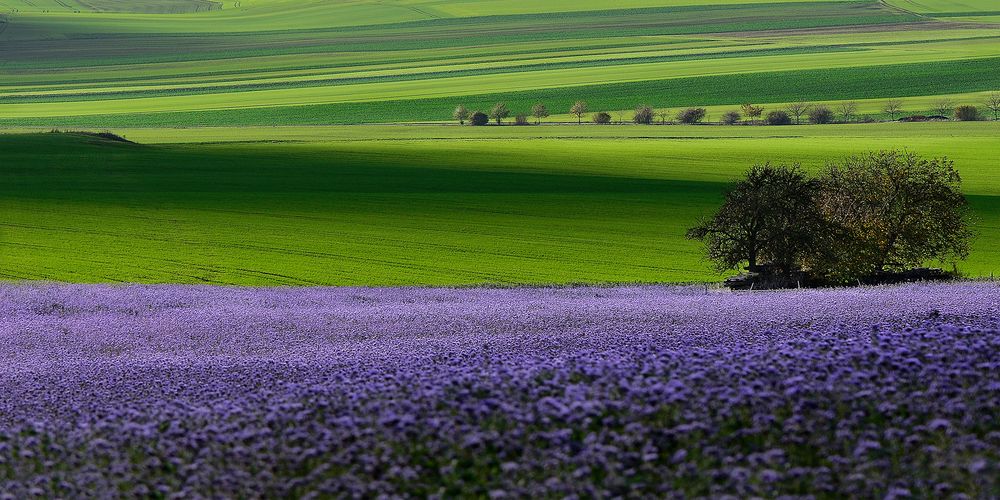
[1,123,997,285]
[1,0,998,126]
[2,0,998,286]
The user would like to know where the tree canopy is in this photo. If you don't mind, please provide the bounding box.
[813,151,971,281]
[689,151,973,285]
[687,164,824,274]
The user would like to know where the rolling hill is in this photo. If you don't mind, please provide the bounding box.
[1,0,998,285]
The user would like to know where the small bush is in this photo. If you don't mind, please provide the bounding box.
[721,111,742,125]
[514,114,530,126]
[469,112,489,126]
[593,112,612,124]
[954,105,980,121]
[808,106,834,124]
[676,108,707,124]
[633,105,654,125]
[765,110,792,126]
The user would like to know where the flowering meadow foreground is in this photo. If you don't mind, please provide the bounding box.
[0,284,998,497]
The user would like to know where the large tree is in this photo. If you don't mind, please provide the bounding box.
[815,151,972,280]
[687,164,825,274]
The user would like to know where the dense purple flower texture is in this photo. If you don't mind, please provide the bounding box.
[0,283,998,497]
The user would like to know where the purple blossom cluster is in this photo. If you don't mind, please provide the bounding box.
[0,283,998,497]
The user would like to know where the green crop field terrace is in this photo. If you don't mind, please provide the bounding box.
[1,0,998,285]
[1,123,998,285]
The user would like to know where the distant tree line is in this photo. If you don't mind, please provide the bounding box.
[451,92,1000,126]
[687,151,973,288]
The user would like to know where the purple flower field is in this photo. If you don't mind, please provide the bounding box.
[0,283,998,498]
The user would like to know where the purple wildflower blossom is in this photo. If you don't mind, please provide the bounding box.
[0,283,997,497]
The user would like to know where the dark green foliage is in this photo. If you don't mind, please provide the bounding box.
[808,106,834,124]
[687,164,825,274]
[470,111,489,126]
[676,108,707,124]
[633,105,654,125]
[514,114,530,126]
[592,112,612,124]
[813,151,972,282]
[721,111,742,125]
[691,152,973,284]
[765,110,792,126]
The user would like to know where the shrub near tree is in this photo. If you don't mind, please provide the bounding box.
[469,111,489,126]
[765,110,792,126]
[808,106,834,124]
[677,108,707,124]
[721,111,742,125]
[633,105,654,125]
[954,105,980,121]
[592,112,612,124]
[514,114,530,126]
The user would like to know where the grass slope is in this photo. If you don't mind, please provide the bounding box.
[1,124,997,286]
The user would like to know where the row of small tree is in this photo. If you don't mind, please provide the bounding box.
[452,93,1000,126]
[734,95,1000,125]
[453,101,710,125]
[687,151,972,286]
